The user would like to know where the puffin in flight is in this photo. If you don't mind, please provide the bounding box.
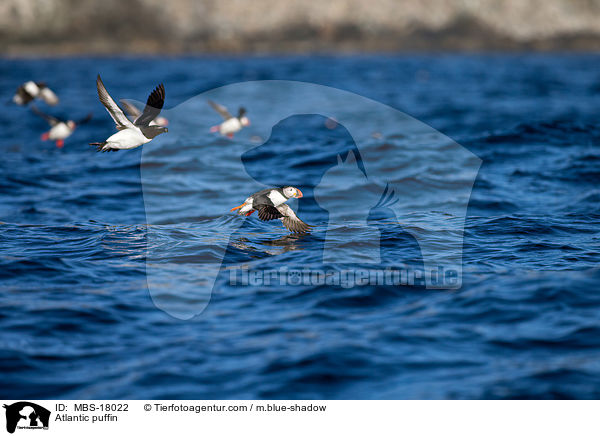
[32,105,92,148]
[90,74,167,152]
[231,186,311,233]
[120,99,169,127]
[208,100,249,138]
[13,81,59,106]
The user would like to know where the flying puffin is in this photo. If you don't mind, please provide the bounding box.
[13,81,59,106]
[90,74,167,152]
[120,99,169,127]
[230,186,311,233]
[208,100,249,138]
[32,105,92,148]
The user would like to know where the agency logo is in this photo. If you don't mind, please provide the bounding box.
[3,402,50,434]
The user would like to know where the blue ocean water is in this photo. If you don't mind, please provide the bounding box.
[0,54,599,399]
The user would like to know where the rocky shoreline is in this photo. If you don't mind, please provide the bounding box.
[3,0,600,55]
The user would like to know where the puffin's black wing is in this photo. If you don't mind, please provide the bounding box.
[208,100,233,120]
[15,86,34,105]
[31,105,61,126]
[276,204,311,233]
[256,204,284,221]
[135,83,165,127]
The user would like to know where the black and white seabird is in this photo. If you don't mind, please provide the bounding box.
[90,74,167,152]
[208,100,249,138]
[120,99,169,127]
[13,81,59,106]
[32,106,92,148]
[231,186,310,233]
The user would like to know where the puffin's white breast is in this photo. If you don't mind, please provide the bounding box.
[49,123,72,140]
[219,118,242,135]
[106,127,149,149]
[267,190,287,206]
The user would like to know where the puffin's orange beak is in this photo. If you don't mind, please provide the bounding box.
[296,189,303,198]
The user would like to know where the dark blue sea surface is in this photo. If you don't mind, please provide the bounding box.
[1,54,599,399]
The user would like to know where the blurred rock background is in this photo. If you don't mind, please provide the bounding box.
[2,0,600,55]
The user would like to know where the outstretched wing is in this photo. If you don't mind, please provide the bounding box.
[119,99,142,119]
[31,105,61,126]
[276,204,311,233]
[14,86,34,105]
[96,74,135,131]
[38,85,59,106]
[208,100,233,120]
[256,204,284,221]
[135,83,165,126]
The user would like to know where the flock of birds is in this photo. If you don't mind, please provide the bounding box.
[12,77,310,234]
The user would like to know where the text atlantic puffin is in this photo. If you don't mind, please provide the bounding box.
[231,186,311,233]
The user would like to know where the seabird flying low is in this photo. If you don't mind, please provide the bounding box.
[13,81,59,106]
[208,100,249,138]
[231,186,311,233]
[120,99,169,127]
[90,74,167,152]
[32,106,92,148]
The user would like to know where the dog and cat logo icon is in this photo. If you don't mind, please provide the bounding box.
[3,402,50,433]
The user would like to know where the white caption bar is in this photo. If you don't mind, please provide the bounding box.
[0,400,597,436]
